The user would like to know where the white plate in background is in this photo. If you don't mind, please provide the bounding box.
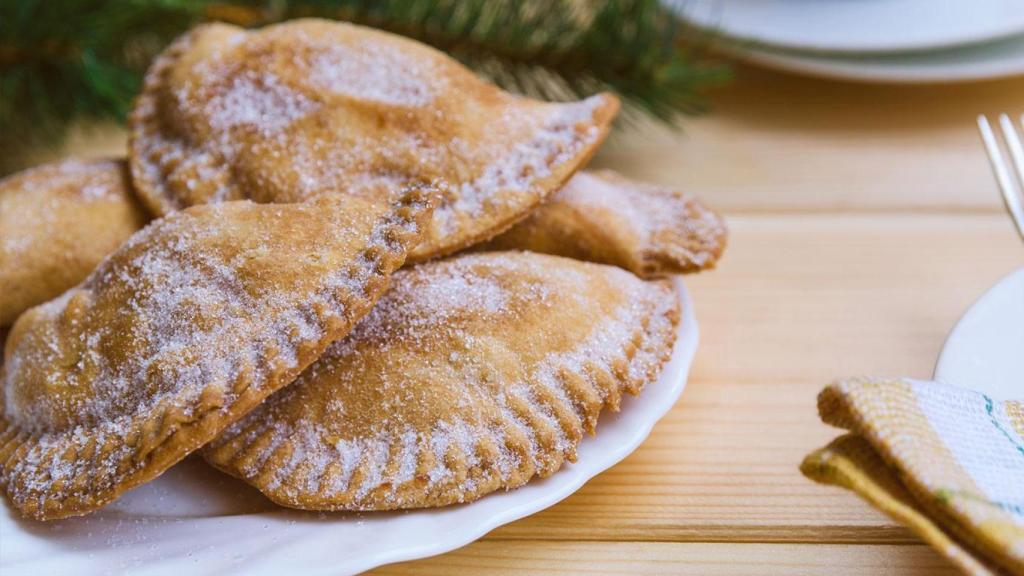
[734,34,1024,84]
[934,267,1024,398]
[0,279,699,576]
[672,0,1024,55]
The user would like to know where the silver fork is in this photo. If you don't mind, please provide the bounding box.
[977,113,1024,242]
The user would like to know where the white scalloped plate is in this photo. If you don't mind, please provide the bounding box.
[934,267,1024,397]
[0,278,698,576]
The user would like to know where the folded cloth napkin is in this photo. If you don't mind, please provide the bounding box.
[802,378,1024,575]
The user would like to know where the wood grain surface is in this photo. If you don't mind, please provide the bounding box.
[57,62,1024,574]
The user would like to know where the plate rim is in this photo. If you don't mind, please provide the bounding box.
[933,266,1024,385]
[724,35,1024,84]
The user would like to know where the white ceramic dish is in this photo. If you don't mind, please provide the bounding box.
[934,267,1024,398]
[0,278,698,576]
[733,34,1024,84]
[672,0,1024,55]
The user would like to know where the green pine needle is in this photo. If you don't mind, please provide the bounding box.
[0,0,726,175]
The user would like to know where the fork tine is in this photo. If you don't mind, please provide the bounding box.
[977,114,1024,242]
[999,114,1024,190]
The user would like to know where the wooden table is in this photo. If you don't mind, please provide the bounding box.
[59,65,1024,574]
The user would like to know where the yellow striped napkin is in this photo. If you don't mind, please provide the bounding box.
[801,378,1024,575]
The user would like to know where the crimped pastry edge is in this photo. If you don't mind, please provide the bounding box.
[0,185,436,520]
[128,22,620,262]
[203,271,679,512]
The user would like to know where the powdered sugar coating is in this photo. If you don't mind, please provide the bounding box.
[483,169,728,277]
[434,96,606,238]
[1,160,133,257]
[0,188,434,520]
[306,41,442,106]
[0,158,150,326]
[567,171,726,269]
[205,252,679,511]
[129,19,618,260]
[204,71,318,135]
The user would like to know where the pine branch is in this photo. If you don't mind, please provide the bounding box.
[241,1,727,120]
[0,0,201,173]
[0,0,726,175]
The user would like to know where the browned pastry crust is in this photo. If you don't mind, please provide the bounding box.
[204,252,679,511]
[0,159,150,326]
[129,19,618,261]
[0,188,434,520]
[480,170,728,278]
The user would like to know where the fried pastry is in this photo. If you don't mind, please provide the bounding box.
[129,19,618,261]
[204,252,679,511]
[0,159,150,326]
[480,170,727,278]
[0,187,434,520]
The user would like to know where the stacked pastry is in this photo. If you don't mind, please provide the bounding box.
[0,19,726,520]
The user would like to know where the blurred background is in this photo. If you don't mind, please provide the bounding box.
[5,0,1023,214]
[3,3,1023,574]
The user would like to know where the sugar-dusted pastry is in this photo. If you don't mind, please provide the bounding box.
[480,170,727,278]
[0,187,435,520]
[129,19,618,261]
[204,252,678,511]
[0,159,150,326]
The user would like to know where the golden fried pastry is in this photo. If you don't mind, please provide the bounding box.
[0,159,150,326]
[204,252,678,511]
[0,187,434,520]
[480,170,727,278]
[129,19,618,261]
